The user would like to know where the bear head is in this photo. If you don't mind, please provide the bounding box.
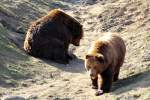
[85,53,106,79]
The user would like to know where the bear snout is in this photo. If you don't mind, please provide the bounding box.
[88,69,97,79]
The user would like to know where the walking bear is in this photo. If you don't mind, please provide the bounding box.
[24,9,83,64]
[85,33,126,96]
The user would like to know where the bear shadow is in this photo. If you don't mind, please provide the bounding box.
[111,70,150,95]
[42,57,86,73]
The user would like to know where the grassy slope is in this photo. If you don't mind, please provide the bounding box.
[0,0,66,95]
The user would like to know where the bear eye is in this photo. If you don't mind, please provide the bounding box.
[96,56,105,63]
[85,54,92,59]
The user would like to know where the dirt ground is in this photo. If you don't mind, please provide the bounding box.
[0,0,150,100]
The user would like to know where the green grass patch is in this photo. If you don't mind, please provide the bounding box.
[0,23,32,85]
[0,3,17,18]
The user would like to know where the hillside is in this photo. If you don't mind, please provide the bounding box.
[0,0,150,99]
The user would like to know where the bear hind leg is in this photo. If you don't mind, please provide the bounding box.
[52,50,69,64]
[113,72,119,82]
[113,64,122,82]
[54,58,69,64]
[50,39,69,64]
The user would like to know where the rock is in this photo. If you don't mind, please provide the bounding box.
[83,0,97,5]
[27,95,38,100]
[2,96,25,100]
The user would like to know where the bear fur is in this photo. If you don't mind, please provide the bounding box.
[85,33,126,95]
[24,9,83,64]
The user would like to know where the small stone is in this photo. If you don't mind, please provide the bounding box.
[21,83,28,87]
[62,79,69,81]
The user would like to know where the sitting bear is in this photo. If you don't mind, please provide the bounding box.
[24,9,83,64]
[84,33,126,95]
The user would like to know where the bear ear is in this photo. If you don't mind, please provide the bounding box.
[96,54,105,63]
[85,54,93,59]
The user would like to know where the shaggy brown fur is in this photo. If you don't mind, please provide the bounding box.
[24,9,83,64]
[85,33,126,95]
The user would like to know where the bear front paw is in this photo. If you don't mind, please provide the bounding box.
[95,89,103,96]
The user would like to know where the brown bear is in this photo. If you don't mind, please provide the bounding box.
[24,9,83,64]
[84,33,126,96]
